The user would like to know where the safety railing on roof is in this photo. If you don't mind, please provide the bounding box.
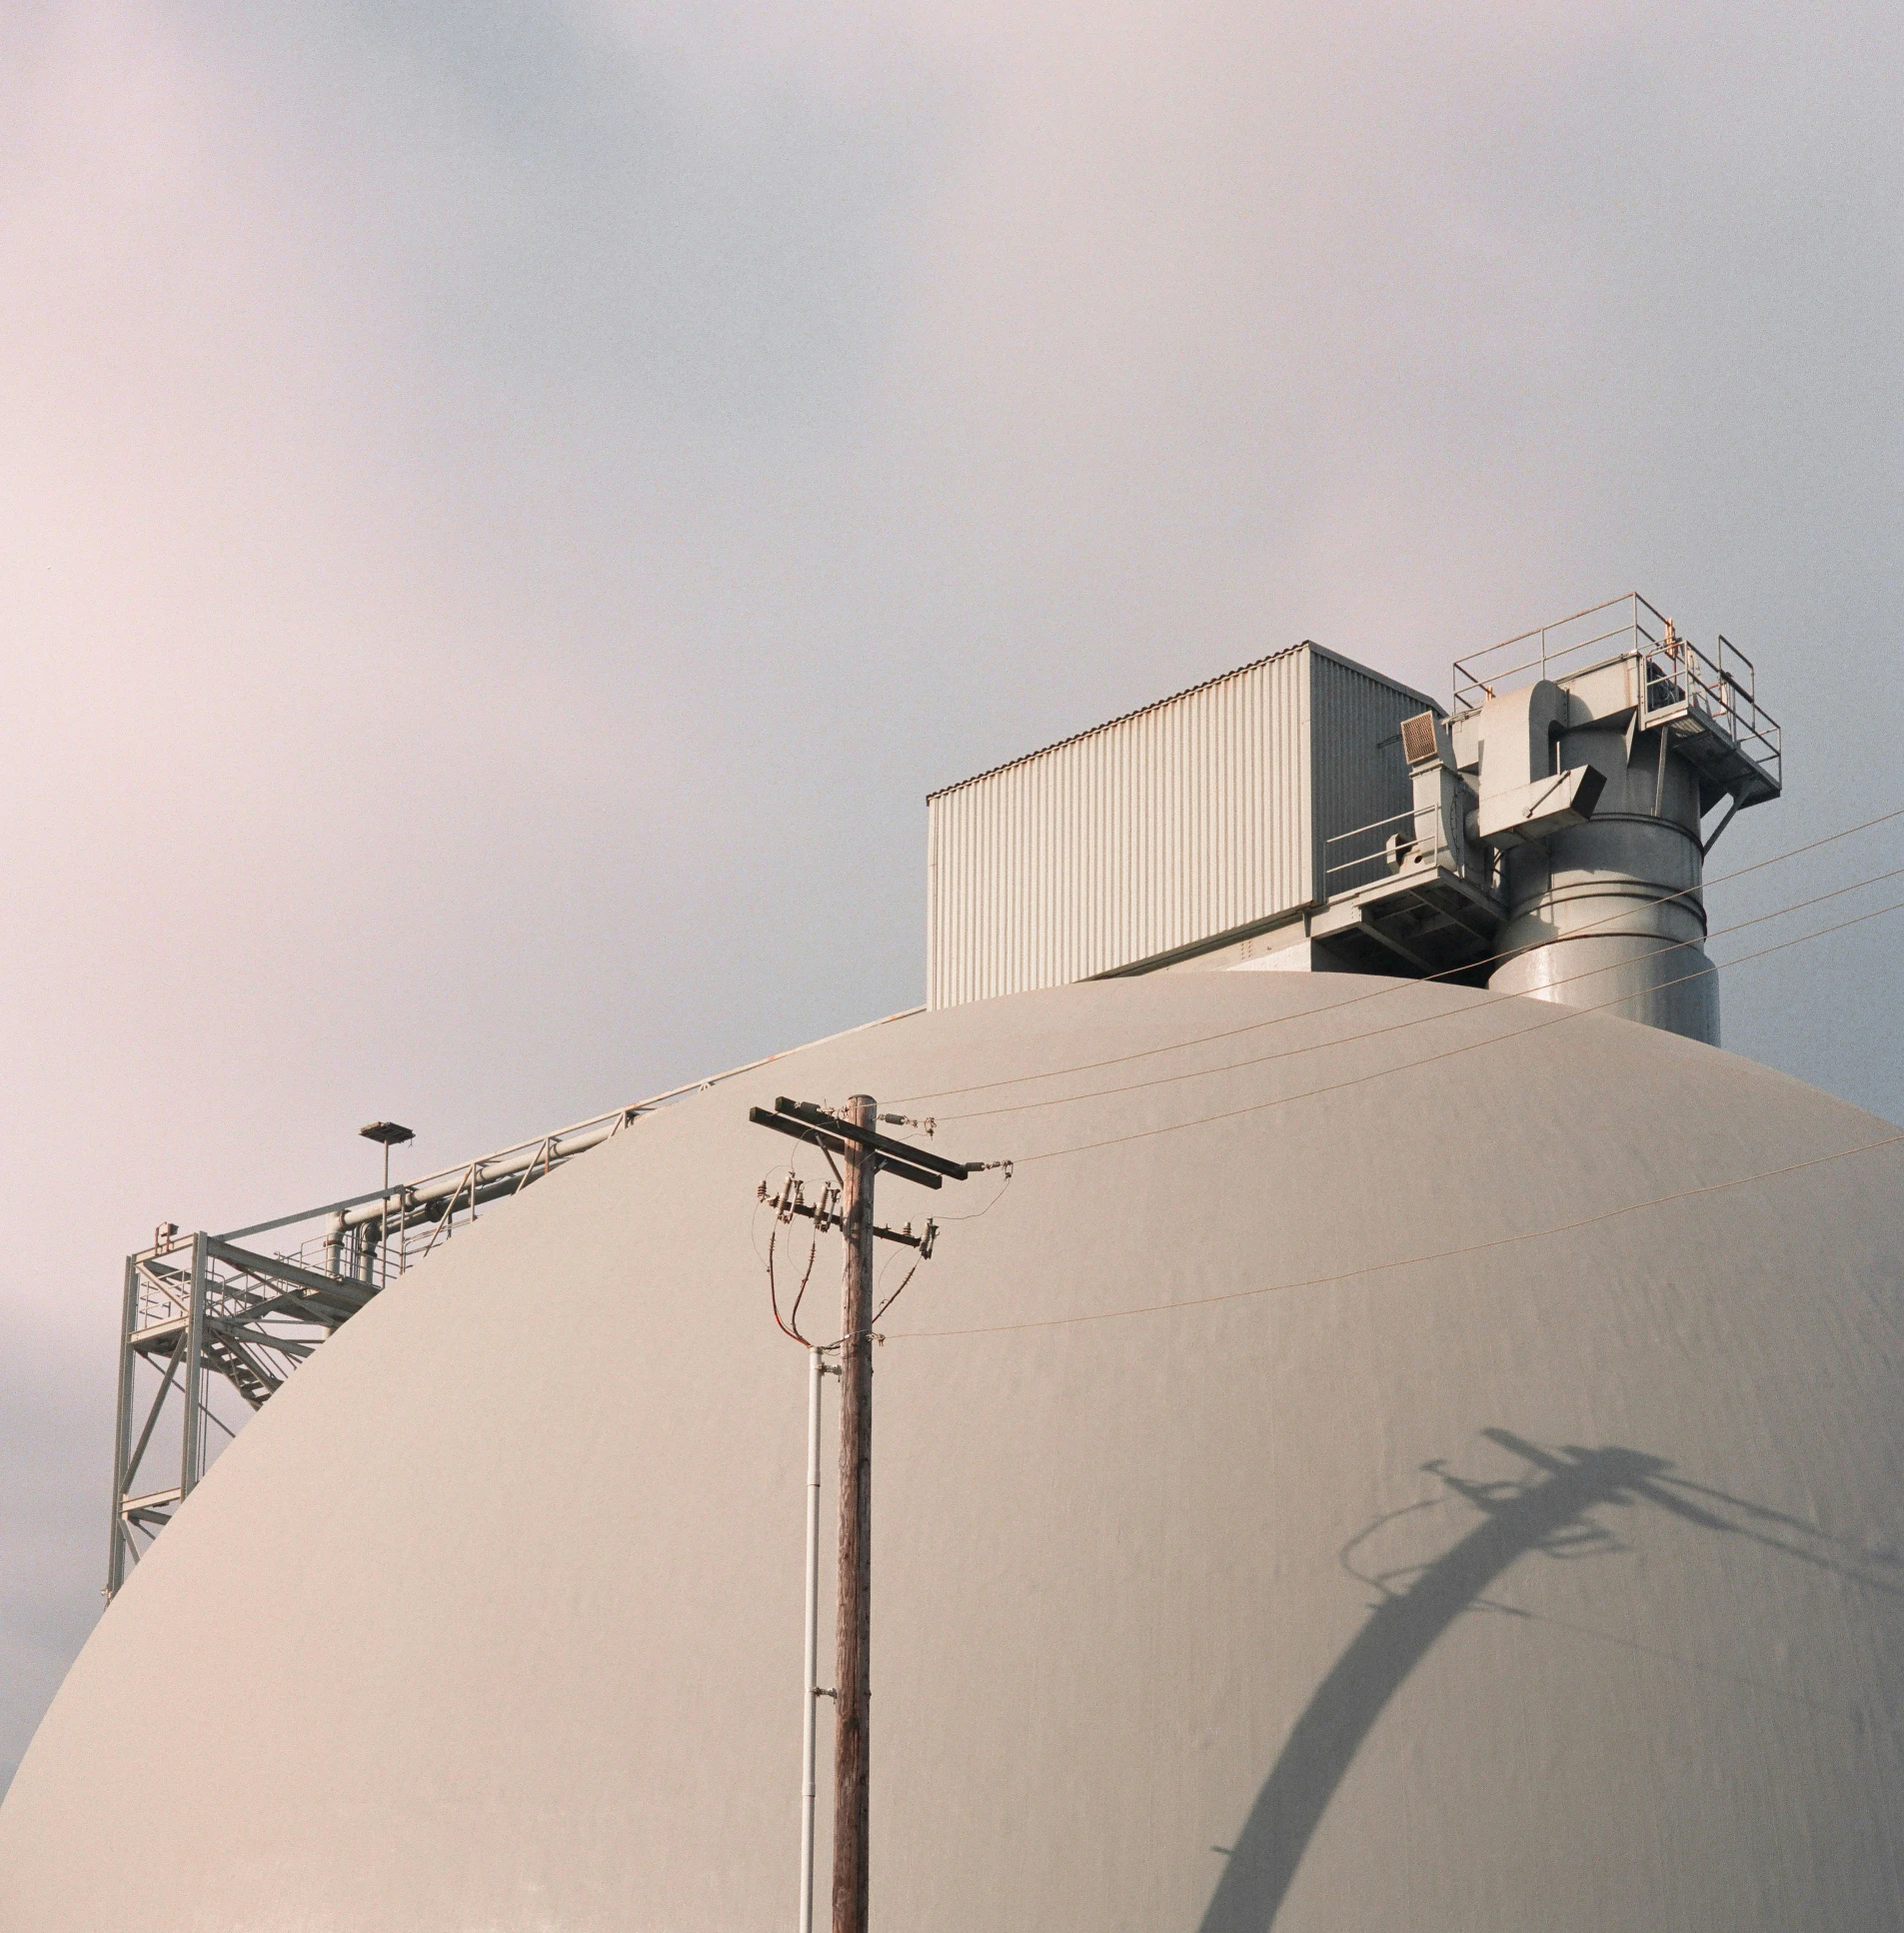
[276,1105,640,1292]
[1322,803,1453,898]
[1642,631,1781,791]
[1451,593,1671,709]
[108,1006,925,1596]
[1451,593,1781,793]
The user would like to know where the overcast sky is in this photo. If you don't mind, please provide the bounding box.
[3,0,1901,1787]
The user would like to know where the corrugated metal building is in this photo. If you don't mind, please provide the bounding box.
[926,644,1440,1008]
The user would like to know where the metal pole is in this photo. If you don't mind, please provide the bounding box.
[106,1254,139,1597]
[179,1232,208,1496]
[800,1344,825,1933]
[831,1094,877,1933]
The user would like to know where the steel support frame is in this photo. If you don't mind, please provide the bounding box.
[107,1235,366,1598]
[105,1208,577,1600]
[106,1256,140,1597]
[101,1009,928,1598]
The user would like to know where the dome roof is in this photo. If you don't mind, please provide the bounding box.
[5,971,1903,1930]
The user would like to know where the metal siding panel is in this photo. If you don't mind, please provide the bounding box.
[925,646,1434,1007]
[1308,654,1430,899]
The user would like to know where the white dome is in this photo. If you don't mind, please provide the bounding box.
[5,971,1902,1930]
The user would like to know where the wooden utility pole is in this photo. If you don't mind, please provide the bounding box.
[747,1093,987,1933]
[832,1093,877,1933]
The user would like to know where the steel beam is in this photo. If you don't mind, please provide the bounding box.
[180,1234,209,1498]
[106,1255,139,1599]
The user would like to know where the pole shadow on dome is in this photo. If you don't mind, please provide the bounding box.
[1196,1429,1901,1933]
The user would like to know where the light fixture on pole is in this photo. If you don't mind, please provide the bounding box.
[359,1121,415,1289]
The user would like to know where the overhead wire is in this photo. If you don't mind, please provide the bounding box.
[997,893,1904,1170]
[923,1162,1016,1223]
[895,802,1904,1107]
[933,860,1904,1123]
[872,1262,921,1328]
[764,1220,821,1347]
[885,1130,1904,1343]
[757,820,1904,1349]
[787,1236,819,1342]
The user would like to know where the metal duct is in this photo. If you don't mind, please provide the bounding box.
[1488,724,1717,1042]
[329,1115,628,1236]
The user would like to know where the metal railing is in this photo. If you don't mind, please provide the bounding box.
[1450,593,1781,792]
[108,1005,926,1594]
[1323,804,1451,898]
[276,1106,641,1289]
[1451,593,1674,708]
[1643,630,1781,791]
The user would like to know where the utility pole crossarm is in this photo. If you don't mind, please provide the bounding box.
[748,1105,948,1191]
[758,1180,938,1256]
[770,1098,972,1181]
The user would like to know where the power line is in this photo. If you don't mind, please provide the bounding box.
[991,896,1904,1170]
[934,861,1904,1124]
[895,803,1904,1108]
[886,1130,1904,1343]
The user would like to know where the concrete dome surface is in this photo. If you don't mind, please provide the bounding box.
[4,971,1903,1930]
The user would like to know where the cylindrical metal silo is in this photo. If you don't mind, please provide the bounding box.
[1488,723,1717,1042]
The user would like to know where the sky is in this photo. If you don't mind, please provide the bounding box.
[3,0,1901,1788]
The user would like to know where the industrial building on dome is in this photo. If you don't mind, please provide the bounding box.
[4,597,1901,1932]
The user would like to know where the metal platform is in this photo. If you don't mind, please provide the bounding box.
[105,1013,923,1597]
[1303,595,1781,990]
[1452,592,1781,813]
[1313,810,1502,979]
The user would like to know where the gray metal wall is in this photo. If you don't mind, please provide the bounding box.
[926,646,1436,1007]
[1308,652,1426,894]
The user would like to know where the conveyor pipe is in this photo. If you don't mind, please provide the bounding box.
[331,1115,626,1234]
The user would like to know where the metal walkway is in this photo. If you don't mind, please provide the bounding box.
[106,1012,923,1596]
